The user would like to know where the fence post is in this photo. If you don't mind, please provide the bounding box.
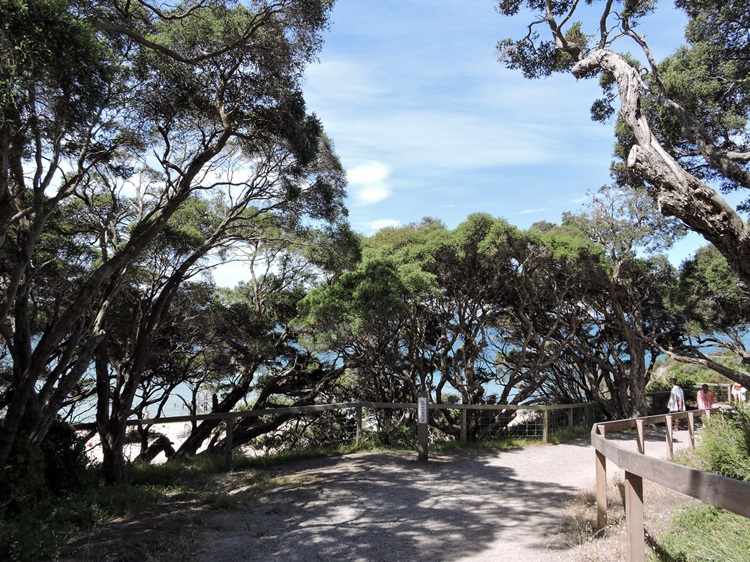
[417,393,428,463]
[542,408,549,443]
[567,407,574,431]
[624,471,645,562]
[688,411,695,449]
[665,416,674,459]
[595,425,608,530]
[356,404,363,446]
[225,416,233,469]
[460,407,467,445]
[636,419,645,455]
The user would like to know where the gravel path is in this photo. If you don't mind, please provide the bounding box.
[193,431,693,562]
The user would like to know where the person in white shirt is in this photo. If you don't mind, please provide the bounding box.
[667,378,685,431]
[731,382,747,405]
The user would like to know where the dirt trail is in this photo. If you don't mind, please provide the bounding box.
[193,430,693,562]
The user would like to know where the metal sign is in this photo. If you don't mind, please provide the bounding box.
[418,396,428,424]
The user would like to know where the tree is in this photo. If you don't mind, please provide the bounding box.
[299,214,604,435]
[0,0,339,471]
[550,186,684,417]
[660,245,750,388]
[496,0,750,285]
[172,238,354,458]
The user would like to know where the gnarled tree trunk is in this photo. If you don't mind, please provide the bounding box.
[573,50,750,286]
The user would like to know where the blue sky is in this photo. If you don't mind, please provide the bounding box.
[300,0,712,262]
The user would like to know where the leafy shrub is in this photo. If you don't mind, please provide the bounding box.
[42,421,96,494]
[695,405,750,482]
[646,372,697,393]
[0,423,99,561]
[0,422,93,514]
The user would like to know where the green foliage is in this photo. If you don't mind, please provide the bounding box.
[673,245,749,334]
[650,356,738,405]
[694,406,750,482]
[0,0,113,130]
[0,423,93,515]
[0,475,165,561]
[647,371,698,393]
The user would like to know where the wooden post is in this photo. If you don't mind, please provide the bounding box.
[596,449,608,530]
[624,471,645,562]
[665,416,674,459]
[568,407,574,431]
[460,408,467,445]
[688,411,695,449]
[417,393,428,463]
[356,405,363,446]
[225,417,233,469]
[636,419,645,455]
[542,408,549,443]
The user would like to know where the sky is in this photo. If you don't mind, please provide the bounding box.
[216,0,714,286]
[300,1,709,254]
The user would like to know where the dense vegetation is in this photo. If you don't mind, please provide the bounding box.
[1,0,749,559]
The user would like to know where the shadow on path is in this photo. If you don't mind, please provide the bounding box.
[195,448,587,562]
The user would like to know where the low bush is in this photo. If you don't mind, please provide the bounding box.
[694,405,750,482]
[648,405,750,561]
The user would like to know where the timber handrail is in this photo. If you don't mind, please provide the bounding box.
[592,409,750,562]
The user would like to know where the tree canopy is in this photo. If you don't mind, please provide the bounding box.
[0,0,345,480]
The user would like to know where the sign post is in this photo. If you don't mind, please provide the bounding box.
[417,393,428,462]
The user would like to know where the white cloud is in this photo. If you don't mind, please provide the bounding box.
[348,161,391,184]
[347,161,393,206]
[357,185,391,205]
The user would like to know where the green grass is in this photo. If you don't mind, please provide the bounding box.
[430,424,591,453]
[647,505,750,562]
[0,477,165,561]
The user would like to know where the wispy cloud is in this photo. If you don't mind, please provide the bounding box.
[368,218,401,231]
[516,208,550,215]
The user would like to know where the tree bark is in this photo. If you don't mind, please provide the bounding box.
[572,50,750,286]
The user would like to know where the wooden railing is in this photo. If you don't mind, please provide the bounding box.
[74,401,594,465]
[592,409,750,562]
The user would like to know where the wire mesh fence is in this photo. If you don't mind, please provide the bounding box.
[76,401,599,464]
[647,383,735,414]
[210,402,598,457]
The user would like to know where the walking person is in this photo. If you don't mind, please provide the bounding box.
[668,378,685,431]
[697,384,718,410]
[731,382,747,405]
